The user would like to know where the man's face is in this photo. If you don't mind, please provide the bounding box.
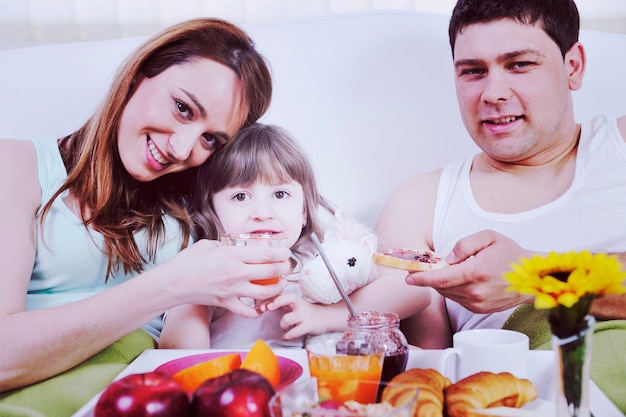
[452,18,582,165]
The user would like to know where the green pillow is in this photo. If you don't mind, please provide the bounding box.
[0,329,156,417]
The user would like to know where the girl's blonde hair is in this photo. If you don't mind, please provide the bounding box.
[41,18,272,279]
[193,123,333,256]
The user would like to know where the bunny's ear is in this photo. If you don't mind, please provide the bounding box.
[333,209,378,252]
[333,209,368,239]
[321,209,348,242]
[332,209,348,240]
[360,231,378,254]
[322,226,340,243]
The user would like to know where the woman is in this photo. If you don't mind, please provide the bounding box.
[0,18,285,395]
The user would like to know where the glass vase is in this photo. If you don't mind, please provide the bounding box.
[552,315,595,417]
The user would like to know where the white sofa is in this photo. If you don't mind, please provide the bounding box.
[1,11,626,227]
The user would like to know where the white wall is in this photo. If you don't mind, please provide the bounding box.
[0,0,625,49]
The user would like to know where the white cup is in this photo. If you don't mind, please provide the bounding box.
[437,329,529,382]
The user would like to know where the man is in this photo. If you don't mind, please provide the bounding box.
[353,0,626,348]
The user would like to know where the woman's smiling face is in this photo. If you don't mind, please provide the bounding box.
[117,58,242,182]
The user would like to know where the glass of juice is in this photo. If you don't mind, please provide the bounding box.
[220,233,288,284]
[306,336,384,404]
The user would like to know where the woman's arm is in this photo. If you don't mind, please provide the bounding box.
[0,237,289,391]
[0,140,290,391]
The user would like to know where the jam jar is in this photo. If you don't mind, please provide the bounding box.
[337,310,409,384]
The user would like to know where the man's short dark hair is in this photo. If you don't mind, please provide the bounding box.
[449,0,580,58]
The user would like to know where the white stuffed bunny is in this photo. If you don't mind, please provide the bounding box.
[299,210,378,305]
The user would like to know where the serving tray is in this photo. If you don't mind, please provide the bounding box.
[72,348,623,417]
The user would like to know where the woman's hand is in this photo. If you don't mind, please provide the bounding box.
[162,239,290,317]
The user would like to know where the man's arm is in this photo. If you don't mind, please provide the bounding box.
[592,252,626,320]
[604,118,626,321]
[591,294,626,320]
[366,169,453,348]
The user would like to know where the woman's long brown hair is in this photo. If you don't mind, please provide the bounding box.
[40,18,272,280]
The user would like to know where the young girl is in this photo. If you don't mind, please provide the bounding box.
[160,123,374,349]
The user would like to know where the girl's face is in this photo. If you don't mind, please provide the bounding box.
[117,58,242,182]
[212,180,307,248]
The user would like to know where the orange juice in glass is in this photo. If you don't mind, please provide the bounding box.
[306,338,384,404]
[220,233,287,284]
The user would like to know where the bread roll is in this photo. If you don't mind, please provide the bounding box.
[444,371,538,417]
[382,368,452,417]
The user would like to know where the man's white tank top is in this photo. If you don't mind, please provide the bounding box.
[432,115,626,332]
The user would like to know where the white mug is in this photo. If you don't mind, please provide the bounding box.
[437,329,529,381]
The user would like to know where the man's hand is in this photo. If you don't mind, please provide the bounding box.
[405,230,535,313]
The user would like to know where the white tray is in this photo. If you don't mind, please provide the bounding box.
[72,348,623,417]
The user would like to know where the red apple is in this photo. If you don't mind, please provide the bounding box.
[191,368,275,417]
[94,372,191,417]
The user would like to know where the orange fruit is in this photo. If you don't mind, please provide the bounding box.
[172,353,242,391]
[240,339,281,388]
[251,277,281,285]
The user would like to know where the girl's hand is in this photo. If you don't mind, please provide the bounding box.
[264,292,336,340]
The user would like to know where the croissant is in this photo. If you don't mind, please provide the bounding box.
[444,371,538,417]
[382,368,452,417]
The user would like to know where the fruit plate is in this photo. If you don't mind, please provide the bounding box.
[154,351,303,391]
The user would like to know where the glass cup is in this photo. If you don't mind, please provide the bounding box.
[306,336,384,404]
[269,377,419,417]
[220,233,288,285]
[220,233,289,248]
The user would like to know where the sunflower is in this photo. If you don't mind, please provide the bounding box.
[504,251,626,338]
